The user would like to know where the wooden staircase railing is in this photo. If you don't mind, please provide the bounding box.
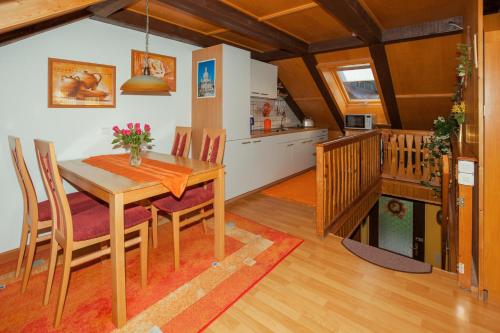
[381,129,438,185]
[316,130,381,237]
[316,129,447,240]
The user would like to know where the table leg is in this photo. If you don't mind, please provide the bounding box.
[214,167,225,260]
[110,193,126,328]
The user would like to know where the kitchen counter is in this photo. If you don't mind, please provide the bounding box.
[250,127,325,138]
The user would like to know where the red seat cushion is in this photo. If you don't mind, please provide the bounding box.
[152,186,213,213]
[72,204,151,242]
[38,192,98,221]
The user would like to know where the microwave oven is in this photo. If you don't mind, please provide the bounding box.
[345,114,374,129]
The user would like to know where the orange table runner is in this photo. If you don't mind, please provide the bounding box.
[83,154,193,198]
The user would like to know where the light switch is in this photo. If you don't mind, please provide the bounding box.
[458,172,474,186]
[458,160,475,174]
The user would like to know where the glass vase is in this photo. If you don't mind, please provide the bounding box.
[129,145,142,167]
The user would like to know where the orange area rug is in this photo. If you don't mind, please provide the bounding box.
[0,213,302,332]
[261,170,317,207]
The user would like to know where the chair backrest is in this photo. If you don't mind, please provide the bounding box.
[199,128,226,164]
[34,140,73,242]
[8,136,40,225]
[171,126,192,158]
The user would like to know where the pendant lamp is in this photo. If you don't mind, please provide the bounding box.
[120,0,171,95]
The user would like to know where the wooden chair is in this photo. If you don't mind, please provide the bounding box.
[8,136,97,293]
[34,139,151,327]
[151,128,226,270]
[171,126,192,158]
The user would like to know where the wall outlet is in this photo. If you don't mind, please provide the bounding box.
[457,262,465,274]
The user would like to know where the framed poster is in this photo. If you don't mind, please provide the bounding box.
[131,50,176,91]
[48,58,116,108]
[197,59,216,98]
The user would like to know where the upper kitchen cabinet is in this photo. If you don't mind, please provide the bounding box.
[251,60,278,99]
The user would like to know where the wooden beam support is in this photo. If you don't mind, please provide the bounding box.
[0,9,91,47]
[313,0,402,129]
[88,0,139,17]
[369,43,402,128]
[314,0,381,44]
[382,16,464,44]
[308,36,364,54]
[278,79,306,122]
[93,10,222,47]
[156,0,308,54]
[252,49,297,62]
[302,54,344,130]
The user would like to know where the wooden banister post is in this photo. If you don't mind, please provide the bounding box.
[457,159,475,289]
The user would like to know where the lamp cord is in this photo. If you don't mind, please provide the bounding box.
[143,0,151,75]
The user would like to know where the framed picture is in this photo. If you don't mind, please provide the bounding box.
[48,58,116,108]
[131,50,176,91]
[197,59,216,98]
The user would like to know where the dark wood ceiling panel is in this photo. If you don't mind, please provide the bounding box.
[221,0,315,18]
[360,0,465,29]
[212,30,277,52]
[127,0,222,33]
[385,34,460,95]
[266,6,351,43]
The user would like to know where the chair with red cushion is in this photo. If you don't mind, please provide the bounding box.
[34,139,151,328]
[8,136,97,293]
[151,128,226,270]
[171,126,192,158]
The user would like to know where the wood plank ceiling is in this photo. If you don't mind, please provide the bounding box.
[0,0,466,131]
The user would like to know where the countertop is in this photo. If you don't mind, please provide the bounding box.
[250,127,326,138]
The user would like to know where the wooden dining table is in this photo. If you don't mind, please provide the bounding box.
[57,151,225,328]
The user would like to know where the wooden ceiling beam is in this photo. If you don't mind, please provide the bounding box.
[93,10,223,47]
[0,9,91,47]
[314,0,402,129]
[94,10,261,57]
[156,0,308,54]
[382,16,464,44]
[308,36,364,54]
[314,0,381,44]
[252,50,298,62]
[302,54,344,130]
[369,43,402,128]
[88,0,139,17]
[278,79,306,122]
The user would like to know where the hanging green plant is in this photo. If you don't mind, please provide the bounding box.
[422,42,472,194]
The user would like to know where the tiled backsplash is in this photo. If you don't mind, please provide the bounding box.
[251,97,301,130]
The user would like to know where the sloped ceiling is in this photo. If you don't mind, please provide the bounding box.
[0,0,466,131]
[386,34,460,129]
[272,57,342,132]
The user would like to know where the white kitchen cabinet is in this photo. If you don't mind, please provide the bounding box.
[225,129,328,199]
[250,60,278,99]
[222,45,251,141]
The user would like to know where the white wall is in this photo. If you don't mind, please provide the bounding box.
[0,19,198,252]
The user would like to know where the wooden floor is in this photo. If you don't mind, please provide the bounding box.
[206,193,500,332]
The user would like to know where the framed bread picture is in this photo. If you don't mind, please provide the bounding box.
[48,58,116,108]
[131,50,176,92]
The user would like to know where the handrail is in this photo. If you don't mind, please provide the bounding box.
[316,130,381,237]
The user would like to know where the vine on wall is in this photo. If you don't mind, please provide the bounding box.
[422,42,473,193]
